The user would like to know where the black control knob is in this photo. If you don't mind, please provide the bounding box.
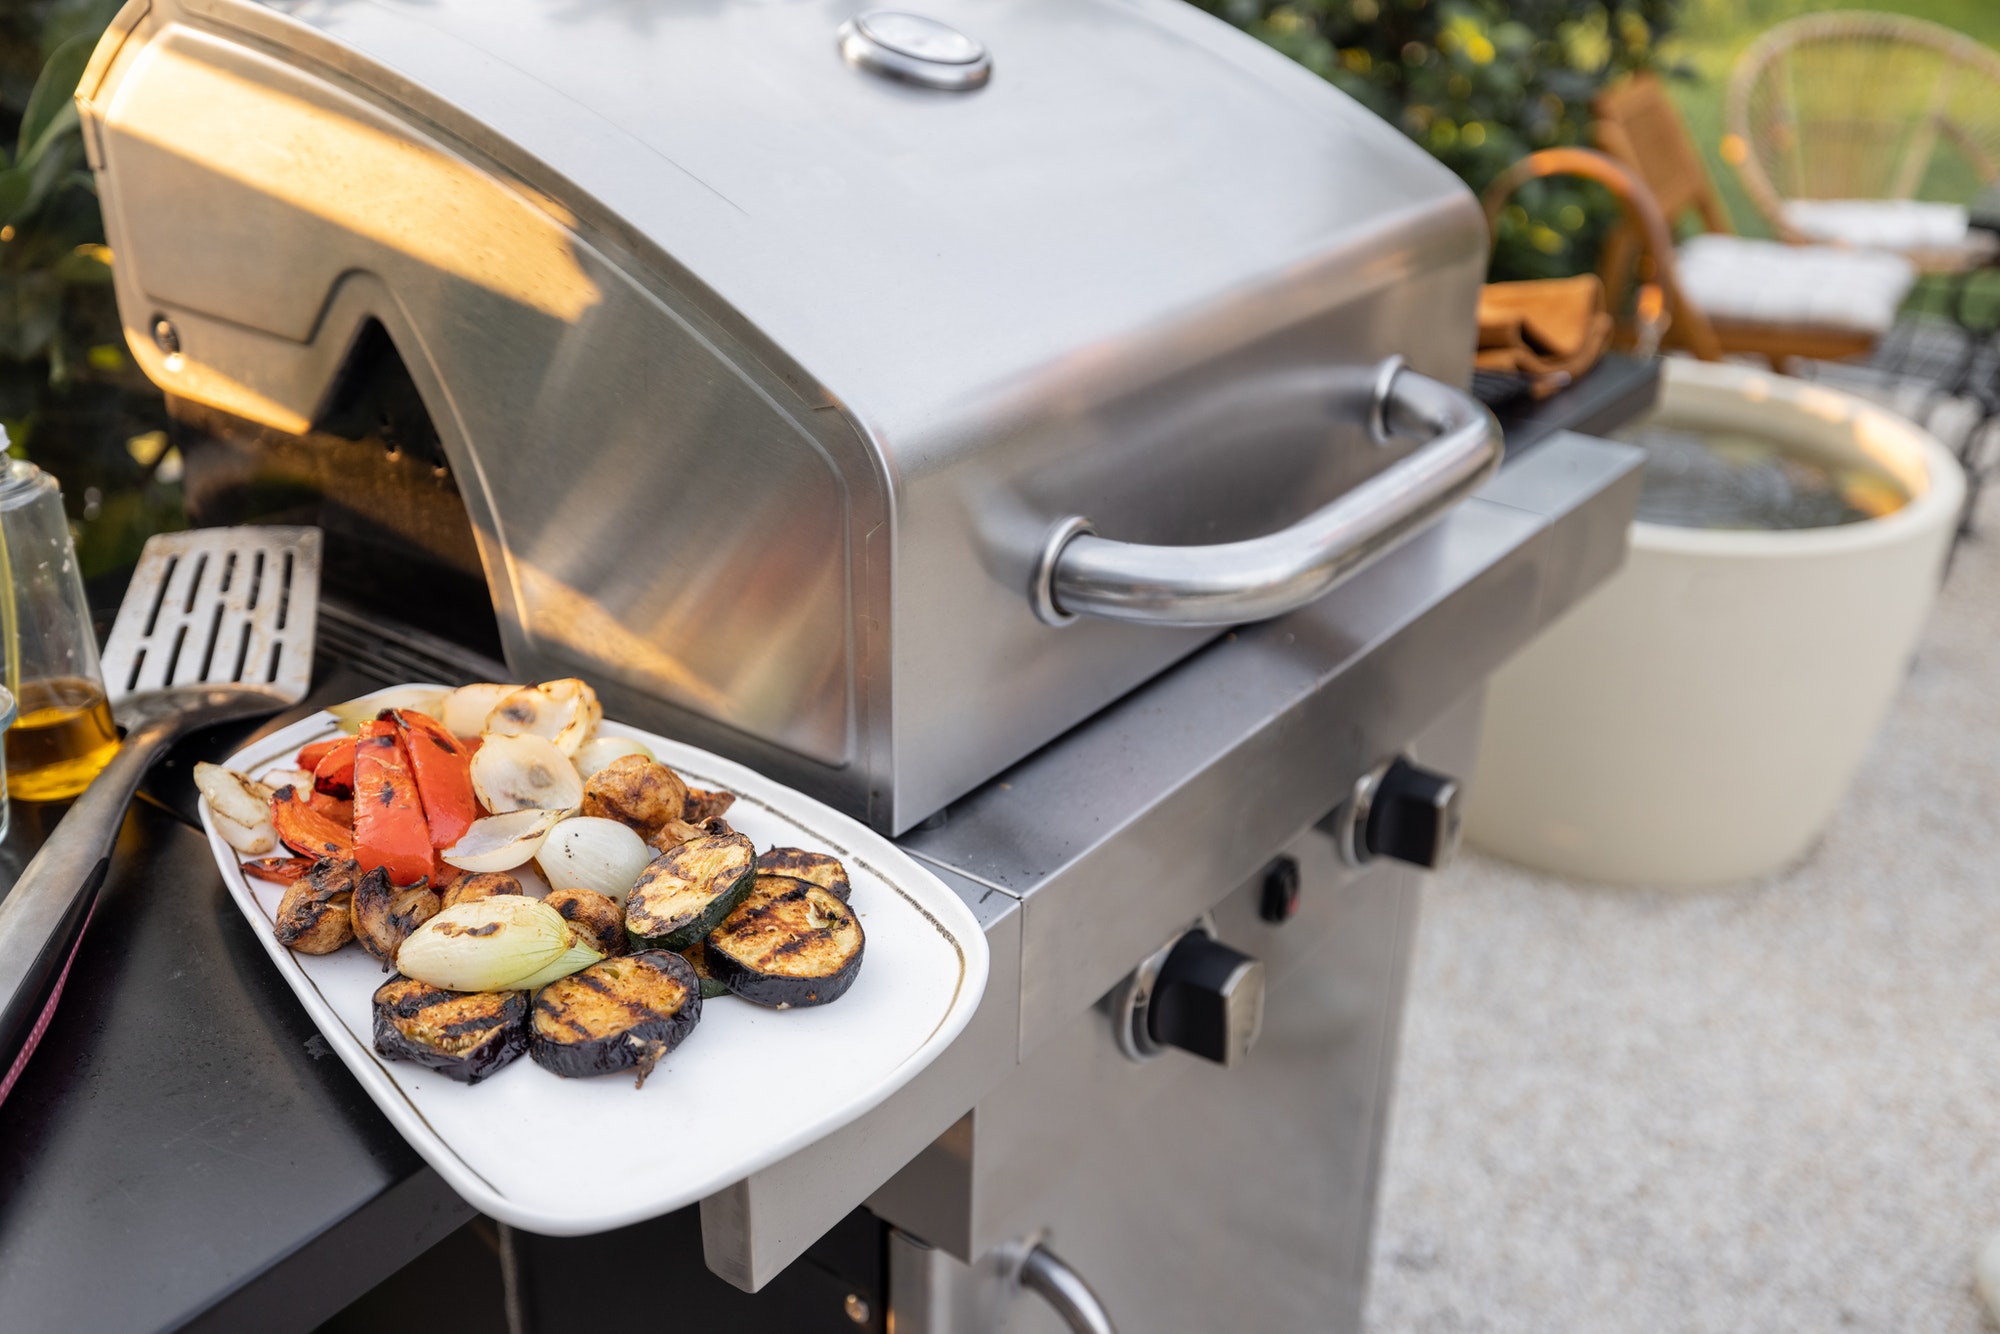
[1145,931,1264,1067]
[1361,757,1461,869]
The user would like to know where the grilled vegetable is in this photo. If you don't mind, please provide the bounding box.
[309,737,358,798]
[309,790,354,825]
[262,768,317,797]
[354,723,437,886]
[442,808,563,873]
[574,735,652,779]
[441,871,524,910]
[624,831,757,952]
[272,787,355,859]
[646,814,735,855]
[683,787,737,823]
[274,857,360,954]
[442,682,520,739]
[755,848,851,903]
[678,941,731,1000]
[545,887,626,958]
[580,755,687,834]
[397,896,603,992]
[243,856,316,885]
[706,875,864,1008]
[486,678,601,757]
[471,734,583,814]
[537,816,650,902]
[213,810,279,857]
[372,977,528,1084]
[295,737,345,773]
[329,685,449,734]
[528,950,701,1084]
[391,708,478,851]
[350,864,442,969]
[195,761,275,828]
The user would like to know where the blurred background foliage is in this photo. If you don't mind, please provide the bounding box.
[0,0,179,584]
[1190,0,1684,281]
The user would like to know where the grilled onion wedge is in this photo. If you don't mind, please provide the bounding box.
[372,977,528,1084]
[706,874,864,1008]
[529,950,701,1084]
[624,831,756,952]
[754,848,851,903]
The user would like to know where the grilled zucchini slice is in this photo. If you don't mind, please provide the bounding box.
[706,875,864,1008]
[677,942,731,1000]
[372,976,528,1084]
[529,950,701,1084]
[754,848,851,903]
[624,831,756,951]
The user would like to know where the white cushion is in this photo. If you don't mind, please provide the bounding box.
[1781,198,1969,251]
[1675,234,1917,335]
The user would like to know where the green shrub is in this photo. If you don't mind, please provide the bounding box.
[1190,0,1682,279]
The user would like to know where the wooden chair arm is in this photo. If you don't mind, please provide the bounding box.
[1481,147,1725,361]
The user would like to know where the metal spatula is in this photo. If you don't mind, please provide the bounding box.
[0,526,320,1101]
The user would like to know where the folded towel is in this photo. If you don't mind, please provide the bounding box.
[1476,275,1613,398]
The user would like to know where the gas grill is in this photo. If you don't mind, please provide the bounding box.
[35,1,1646,1329]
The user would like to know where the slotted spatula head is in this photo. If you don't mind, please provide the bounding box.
[101,527,321,729]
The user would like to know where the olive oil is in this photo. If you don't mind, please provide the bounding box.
[6,677,120,801]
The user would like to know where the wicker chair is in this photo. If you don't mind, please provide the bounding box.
[1727,11,2000,274]
[1591,73,1919,368]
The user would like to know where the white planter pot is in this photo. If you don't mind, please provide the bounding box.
[1466,358,1965,887]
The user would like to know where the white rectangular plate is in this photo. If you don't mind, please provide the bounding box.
[199,695,989,1235]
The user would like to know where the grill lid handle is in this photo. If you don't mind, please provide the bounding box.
[1030,359,1501,627]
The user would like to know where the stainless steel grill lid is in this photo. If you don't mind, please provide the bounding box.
[81,0,1494,832]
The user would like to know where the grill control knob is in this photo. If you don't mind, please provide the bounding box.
[1338,756,1461,869]
[1145,931,1264,1067]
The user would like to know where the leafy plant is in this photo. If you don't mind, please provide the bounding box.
[1189,0,1683,280]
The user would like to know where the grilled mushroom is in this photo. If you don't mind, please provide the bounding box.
[441,871,524,910]
[372,976,529,1084]
[646,814,735,855]
[683,786,737,823]
[706,874,865,1008]
[755,848,851,903]
[274,857,360,954]
[579,755,687,834]
[544,886,625,958]
[350,865,442,969]
[528,950,701,1084]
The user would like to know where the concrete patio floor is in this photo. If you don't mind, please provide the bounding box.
[1366,486,2000,1333]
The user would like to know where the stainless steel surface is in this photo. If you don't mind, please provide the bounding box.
[82,0,1490,832]
[0,526,319,1097]
[903,434,1644,1058]
[1017,1244,1118,1334]
[874,691,1475,1332]
[838,11,992,91]
[1035,364,1501,626]
[692,433,1643,1296]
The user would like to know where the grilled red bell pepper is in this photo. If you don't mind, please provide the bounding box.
[242,856,318,885]
[311,736,358,799]
[271,787,354,860]
[353,721,437,886]
[309,790,354,826]
[390,709,478,852]
[295,737,344,773]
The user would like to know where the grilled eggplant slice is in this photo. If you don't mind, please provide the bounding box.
[706,875,864,1008]
[678,942,731,1000]
[755,848,851,903]
[529,950,701,1085]
[579,755,687,834]
[274,857,360,954]
[350,865,442,969]
[683,786,737,823]
[545,887,625,959]
[624,831,756,951]
[372,976,528,1084]
[441,871,524,910]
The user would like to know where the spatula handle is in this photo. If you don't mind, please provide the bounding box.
[0,715,184,1104]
